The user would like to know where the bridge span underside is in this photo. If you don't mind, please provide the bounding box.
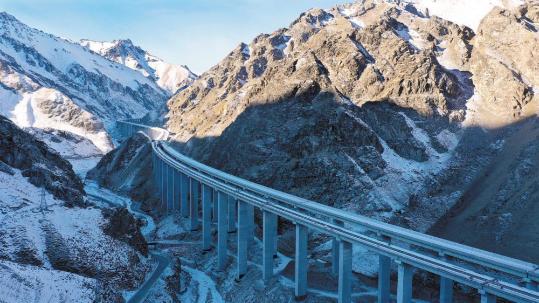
[116,120,539,303]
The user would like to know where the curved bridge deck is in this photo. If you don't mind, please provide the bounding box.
[116,120,539,303]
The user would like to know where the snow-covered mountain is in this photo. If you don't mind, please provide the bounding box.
[0,12,169,152]
[80,39,197,94]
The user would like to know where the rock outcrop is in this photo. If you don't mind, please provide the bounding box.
[87,132,160,210]
[0,115,84,206]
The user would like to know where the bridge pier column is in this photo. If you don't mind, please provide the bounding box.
[160,161,167,210]
[228,196,237,233]
[273,215,278,257]
[180,173,189,217]
[479,290,496,303]
[396,261,413,303]
[166,165,174,213]
[263,211,276,283]
[212,189,218,223]
[157,158,163,194]
[331,219,344,275]
[378,255,391,303]
[217,192,228,270]
[246,203,254,247]
[202,184,212,251]
[295,224,308,300]
[152,153,157,186]
[440,276,453,303]
[189,178,200,231]
[439,254,453,303]
[173,170,181,211]
[338,240,352,303]
[237,200,249,279]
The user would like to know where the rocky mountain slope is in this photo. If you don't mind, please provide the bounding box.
[0,12,170,153]
[166,0,539,260]
[87,132,159,209]
[167,0,474,217]
[80,39,197,94]
[0,115,151,302]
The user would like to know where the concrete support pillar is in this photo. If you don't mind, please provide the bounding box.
[202,184,212,251]
[295,224,308,300]
[217,191,228,270]
[173,169,181,211]
[479,290,496,303]
[157,158,162,193]
[396,261,413,303]
[439,254,453,303]
[189,178,200,231]
[180,173,189,217]
[166,165,174,213]
[378,255,391,303]
[331,220,344,275]
[273,215,278,257]
[160,161,167,210]
[228,196,237,233]
[338,241,352,303]
[212,189,218,223]
[152,153,157,186]
[440,276,453,303]
[246,203,254,247]
[263,211,276,283]
[237,200,249,279]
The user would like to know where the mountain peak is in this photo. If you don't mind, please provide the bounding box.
[80,38,197,94]
[0,11,18,23]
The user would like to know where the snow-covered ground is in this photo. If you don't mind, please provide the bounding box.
[0,165,152,303]
[0,260,96,303]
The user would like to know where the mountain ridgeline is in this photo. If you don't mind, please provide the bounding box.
[166,0,539,262]
[0,12,195,153]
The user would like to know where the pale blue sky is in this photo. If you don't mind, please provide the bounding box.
[0,0,343,73]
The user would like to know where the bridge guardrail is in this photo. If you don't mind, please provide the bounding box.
[159,142,539,284]
[117,119,539,302]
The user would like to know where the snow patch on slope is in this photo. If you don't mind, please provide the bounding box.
[0,260,96,303]
[405,0,524,31]
[2,87,112,153]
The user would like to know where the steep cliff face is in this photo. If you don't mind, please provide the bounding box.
[466,2,539,127]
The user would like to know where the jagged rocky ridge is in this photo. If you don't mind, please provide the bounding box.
[80,39,197,94]
[166,0,539,261]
